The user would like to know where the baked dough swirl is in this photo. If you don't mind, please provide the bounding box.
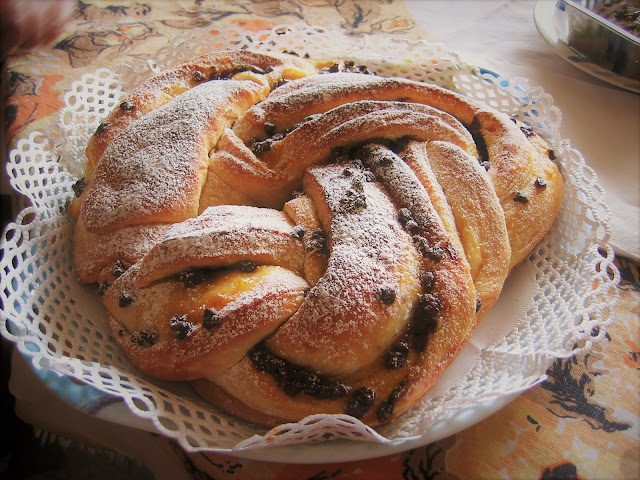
[69,50,563,427]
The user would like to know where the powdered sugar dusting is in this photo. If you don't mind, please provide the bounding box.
[82,80,264,232]
[267,165,420,376]
[136,205,306,285]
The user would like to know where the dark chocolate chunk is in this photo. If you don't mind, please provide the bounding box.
[519,123,535,137]
[130,329,157,347]
[193,70,206,82]
[305,230,328,254]
[263,121,277,136]
[118,291,133,307]
[112,259,127,278]
[313,382,350,400]
[469,116,490,167]
[376,399,395,423]
[202,308,222,329]
[426,245,446,262]
[534,177,548,189]
[72,178,86,197]
[119,101,135,111]
[178,268,210,288]
[384,340,409,370]
[378,286,396,305]
[410,294,442,351]
[513,191,529,203]
[97,281,109,296]
[248,345,349,400]
[345,387,376,419]
[95,121,111,136]
[291,225,305,240]
[421,271,435,293]
[237,260,257,272]
[398,208,415,227]
[376,383,406,423]
[340,188,367,213]
[169,314,195,340]
[250,137,273,156]
[476,297,482,313]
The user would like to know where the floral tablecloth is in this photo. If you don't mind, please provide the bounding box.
[1,1,638,479]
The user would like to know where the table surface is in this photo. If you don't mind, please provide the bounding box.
[1,1,638,479]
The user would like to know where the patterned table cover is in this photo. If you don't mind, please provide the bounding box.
[1,1,638,479]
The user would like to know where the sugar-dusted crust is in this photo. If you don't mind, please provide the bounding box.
[70,50,563,428]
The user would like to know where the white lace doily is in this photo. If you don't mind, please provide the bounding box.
[0,24,620,454]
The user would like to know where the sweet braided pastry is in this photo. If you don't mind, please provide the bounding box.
[68,50,563,427]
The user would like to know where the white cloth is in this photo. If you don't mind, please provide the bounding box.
[406,0,640,260]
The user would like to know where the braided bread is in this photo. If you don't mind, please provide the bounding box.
[69,50,563,427]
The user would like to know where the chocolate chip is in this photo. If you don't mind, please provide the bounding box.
[376,399,395,423]
[118,291,133,307]
[476,297,482,313]
[291,225,305,240]
[248,345,349,400]
[418,293,443,320]
[548,149,556,161]
[410,294,442,351]
[314,382,350,400]
[305,230,328,254]
[378,286,396,305]
[469,117,490,166]
[404,219,420,235]
[519,123,535,137]
[169,314,195,340]
[427,245,446,262]
[421,271,435,293]
[345,387,376,419]
[376,383,406,423]
[263,121,277,136]
[119,101,135,111]
[385,340,409,370]
[398,208,412,224]
[112,259,127,278]
[340,188,367,213]
[415,237,445,262]
[97,281,109,296]
[193,70,206,82]
[72,178,86,197]
[280,365,315,397]
[377,154,394,167]
[178,268,210,288]
[534,177,548,189]
[202,308,222,329]
[95,121,111,136]
[237,260,257,272]
[250,137,273,156]
[130,329,157,347]
[513,191,529,203]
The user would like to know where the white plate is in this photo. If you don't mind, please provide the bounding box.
[534,0,640,94]
[1,24,619,461]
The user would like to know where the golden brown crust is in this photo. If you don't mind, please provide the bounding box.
[70,50,564,428]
